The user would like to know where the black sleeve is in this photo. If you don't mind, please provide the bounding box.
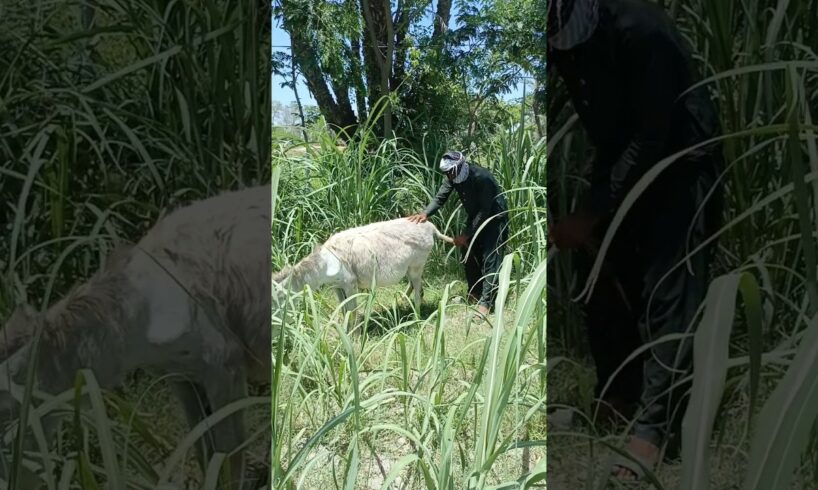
[423,179,453,217]
[587,28,681,218]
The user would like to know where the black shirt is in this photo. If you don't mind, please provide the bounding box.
[423,164,508,237]
[548,0,722,218]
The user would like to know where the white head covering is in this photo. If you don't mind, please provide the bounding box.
[548,0,599,51]
[439,151,470,184]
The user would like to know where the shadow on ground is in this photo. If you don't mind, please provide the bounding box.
[359,298,458,337]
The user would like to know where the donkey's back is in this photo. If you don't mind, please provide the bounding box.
[323,218,450,289]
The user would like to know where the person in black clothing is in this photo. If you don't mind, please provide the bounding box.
[546,0,723,482]
[407,151,509,319]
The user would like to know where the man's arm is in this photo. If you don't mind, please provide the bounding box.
[423,179,454,217]
[587,28,680,218]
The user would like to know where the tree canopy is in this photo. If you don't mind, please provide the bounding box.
[272,0,543,145]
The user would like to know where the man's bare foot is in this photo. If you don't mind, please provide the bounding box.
[613,436,660,481]
[473,304,490,321]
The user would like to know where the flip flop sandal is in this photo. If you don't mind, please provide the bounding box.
[609,455,645,486]
[603,450,657,488]
[471,305,490,321]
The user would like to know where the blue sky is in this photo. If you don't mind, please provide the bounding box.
[271,6,528,106]
[272,18,314,105]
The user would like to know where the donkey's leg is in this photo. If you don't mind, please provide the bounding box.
[334,288,346,304]
[335,286,358,333]
[408,266,424,314]
[199,357,251,490]
[335,285,357,314]
[188,307,252,490]
[338,283,362,334]
[343,285,357,315]
[171,379,213,473]
[333,284,357,314]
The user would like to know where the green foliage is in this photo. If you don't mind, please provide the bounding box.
[393,47,471,140]
[1,0,270,304]
[273,0,536,145]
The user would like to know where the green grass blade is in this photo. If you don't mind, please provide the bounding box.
[740,272,764,429]
[743,314,818,489]
[681,273,743,489]
[75,369,123,490]
[378,453,419,490]
[158,397,268,483]
[342,437,359,490]
[203,453,227,490]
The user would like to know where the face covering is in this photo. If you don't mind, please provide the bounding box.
[452,162,470,184]
[439,151,470,184]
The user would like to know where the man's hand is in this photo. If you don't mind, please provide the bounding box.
[406,213,427,224]
[453,235,469,248]
[549,212,599,250]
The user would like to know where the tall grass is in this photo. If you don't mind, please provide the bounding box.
[546,0,818,487]
[1,0,270,487]
[271,112,547,488]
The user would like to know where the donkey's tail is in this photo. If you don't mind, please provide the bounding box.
[429,223,455,244]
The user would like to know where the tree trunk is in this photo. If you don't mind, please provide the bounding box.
[348,4,368,122]
[361,15,383,124]
[390,1,409,93]
[382,0,394,137]
[328,75,357,135]
[432,0,452,44]
[281,1,357,138]
[350,42,368,122]
[360,0,393,137]
[532,80,545,140]
[290,54,308,141]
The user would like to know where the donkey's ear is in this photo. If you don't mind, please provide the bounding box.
[312,244,321,254]
[0,304,38,363]
[7,304,37,326]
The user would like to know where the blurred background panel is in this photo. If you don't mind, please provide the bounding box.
[0,0,271,488]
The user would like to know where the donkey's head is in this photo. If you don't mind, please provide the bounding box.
[0,304,38,365]
[272,265,294,285]
[0,304,41,411]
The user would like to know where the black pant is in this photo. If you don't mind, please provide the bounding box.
[463,220,509,309]
[576,157,722,446]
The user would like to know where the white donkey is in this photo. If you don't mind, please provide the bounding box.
[0,185,271,488]
[272,218,454,318]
